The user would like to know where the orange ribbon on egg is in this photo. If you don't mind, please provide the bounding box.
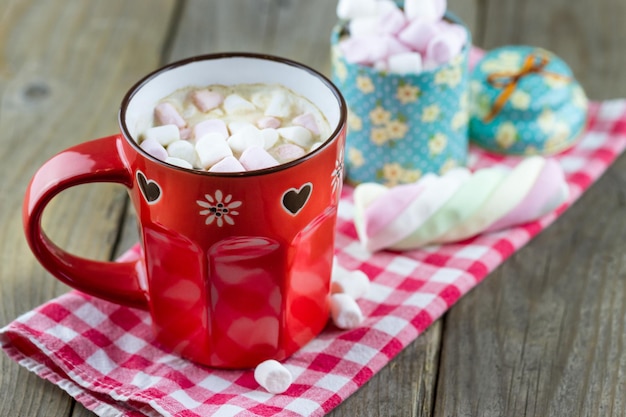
[483,51,571,122]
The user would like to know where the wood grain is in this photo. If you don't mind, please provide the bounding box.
[433,0,626,415]
[2,0,626,416]
[0,1,175,416]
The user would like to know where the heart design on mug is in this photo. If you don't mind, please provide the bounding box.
[136,171,162,204]
[282,183,312,215]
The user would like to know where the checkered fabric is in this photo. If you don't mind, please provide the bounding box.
[2,100,626,417]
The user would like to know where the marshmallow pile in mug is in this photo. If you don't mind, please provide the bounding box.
[336,0,467,75]
[138,83,331,172]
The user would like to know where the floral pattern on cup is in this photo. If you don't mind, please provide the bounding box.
[331,21,470,187]
[197,190,242,226]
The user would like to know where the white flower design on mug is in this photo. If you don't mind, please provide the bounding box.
[197,190,242,226]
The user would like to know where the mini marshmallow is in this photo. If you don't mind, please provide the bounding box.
[223,94,256,114]
[195,133,233,169]
[341,34,411,65]
[272,143,306,163]
[374,60,389,72]
[292,112,320,135]
[144,124,180,146]
[179,127,192,140]
[398,18,440,53]
[260,128,279,150]
[228,121,256,134]
[309,141,324,152]
[330,293,364,329]
[426,30,464,65]
[194,119,229,139]
[165,156,193,169]
[154,102,186,128]
[388,51,423,75]
[264,91,292,118]
[436,20,468,45]
[336,0,378,20]
[349,16,380,38]
[254,359,292,394]
[227,126,264,154]
[239,146,279,171]
[331,264,370,299]
[277,126,312,147]
[377,1,408,35]
[256,116,281,129]
[190,89,223,112]
[404,0,447,22]
[208,155,245,173]
[166,140,197,166]
[140,138,168,161]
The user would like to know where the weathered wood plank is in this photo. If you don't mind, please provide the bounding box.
[0,1,175,417]
[434,0,626,415]
[435,154,626,417]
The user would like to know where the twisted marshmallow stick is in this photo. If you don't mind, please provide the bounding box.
[354,156,569,252]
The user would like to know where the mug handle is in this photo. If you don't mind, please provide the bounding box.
[23,134,148,310]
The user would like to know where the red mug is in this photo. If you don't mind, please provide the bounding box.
[23,53,347,368]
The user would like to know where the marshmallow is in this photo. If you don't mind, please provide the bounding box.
[292,113,320,135]
[195,133,233,169]
[404,0,447,22]
[190,89,223,112]
[397,18,440,53]
[166,140,196,166]
[239,146,279,171]
[436,20,468,45]
[331,263,370,299]
[277,126,312,148]
[272,144,306,163]
[179,127,192,140]
[223,94,256,114]
[165,156,193,169]
[388,51,423,75]
[228,121,256,134]
[139,138,168,161]
[256,116,281,129]
[309,141,324,152]
[154,102,186,128]
[264,91,292,118]
[336,0,378,20]
[260,128,279,150]
[144,124,180,146]
[353,157,570,251]
[341,33,412,65]
[377,1,408,35]
[349,17,380,38]
[254,359,293,394]
[330,293,364,329]
[227,126,265,154]
[425,30,465,65]
[208,155,245,173]
[193,119,229,140]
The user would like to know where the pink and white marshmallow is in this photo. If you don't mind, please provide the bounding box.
[154,102,186,128]
[190,89,223,112]
[353,157,569,252]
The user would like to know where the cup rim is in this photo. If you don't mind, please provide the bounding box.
[118,52,347,177]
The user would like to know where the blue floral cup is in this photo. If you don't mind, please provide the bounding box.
[331,16,471,186]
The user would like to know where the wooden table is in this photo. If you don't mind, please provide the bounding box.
[1,1,625,416]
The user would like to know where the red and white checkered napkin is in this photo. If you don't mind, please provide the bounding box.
[2,100,626,417]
